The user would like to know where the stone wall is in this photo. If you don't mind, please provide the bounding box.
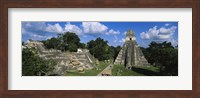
[24,40,96,75]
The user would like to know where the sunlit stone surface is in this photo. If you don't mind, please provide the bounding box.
[114,30,149,69]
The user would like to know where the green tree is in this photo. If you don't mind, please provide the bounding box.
[62,32,80,52]
[108,46,116,60]
[68,44,78,52]
[114,46,122,60]
[141,41,178,75]
[108,46,122,61]
[78,42,86,49]
[158,48,178,75]
[42,32,81,52]
[87,37,109,61]
[22,48,56,76]
[43,37,61,49]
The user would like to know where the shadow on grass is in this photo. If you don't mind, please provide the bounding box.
[131,67,162,76]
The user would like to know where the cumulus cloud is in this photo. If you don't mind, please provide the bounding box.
[165,23,171,26]
[22,22,62,41]
[22,28,26,34]
[167,38,178,47]
[82,22,108,35]
[106,29,120,35]
[63,22,120,36]
[23,31,49,41]
[23,22,64,35]
[159,26,176,35]
[119,38,125,43]
[114,35,118,43]
[63,22,121,36]
[140,25,177,46]
[123,31,127,35]
[22,22,121,41]
[140,26,177,40]
[140,26,159,40]
[64,22,82,35]
[22,22,46,35]
[29,33,47,39]
[46,23,63,33]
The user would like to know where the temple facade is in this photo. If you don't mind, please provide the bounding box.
[114,30,149,69]
[24,40,96,75]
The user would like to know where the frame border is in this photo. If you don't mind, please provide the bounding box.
[0,0,200,98]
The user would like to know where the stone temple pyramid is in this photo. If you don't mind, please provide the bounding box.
[114,30,149,69]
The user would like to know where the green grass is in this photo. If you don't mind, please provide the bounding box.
[65,62,109,76]
[65,62,160,76]
[112,65,160,76]
[112,65,144,76]
[133,65,160,72]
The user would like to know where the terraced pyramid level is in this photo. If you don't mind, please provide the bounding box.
[24,40,96,75]
[114,30,149,69]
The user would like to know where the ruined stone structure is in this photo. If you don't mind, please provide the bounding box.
[114,30,149,69]
[24,40,96,75]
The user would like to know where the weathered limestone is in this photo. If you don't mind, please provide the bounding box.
[114,30,149,69]
[25,40,96,75]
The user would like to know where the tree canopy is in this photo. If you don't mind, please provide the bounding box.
[43,32,83,52]
[141,41,178,75]
[87,37,121,61]
[22,48,56,76]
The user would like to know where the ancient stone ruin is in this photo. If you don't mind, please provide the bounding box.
[24,40,96,75]
[114,30,149,69]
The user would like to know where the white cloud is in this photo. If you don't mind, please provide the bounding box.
[22,28,26,34]
[81,22,108,36]
[24,32,49,40]
[29,33,47,39]
[167,37,178,47]
[22,22,61,41]
[46,23,63,33]
[124,31,127,35]
[23,22,64,34]
[22,22,121,41]
[140,32,150,39]
[140,26,176,40]
[140,26,159,40]
[159,26,176,35]
[81,22,120,36]
[119,38,125,43]
[106,29,120,35]
[23,22,46,33]
[114,35,118,43]
[64,22,82,35]
[157,34,171,39]
[22,22,64,35]
[140,25,178,46]
[165,23,171,26]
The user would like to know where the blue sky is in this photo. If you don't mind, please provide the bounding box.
[22,22,178,47]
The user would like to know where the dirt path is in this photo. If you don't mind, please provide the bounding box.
[97,64,113,76]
